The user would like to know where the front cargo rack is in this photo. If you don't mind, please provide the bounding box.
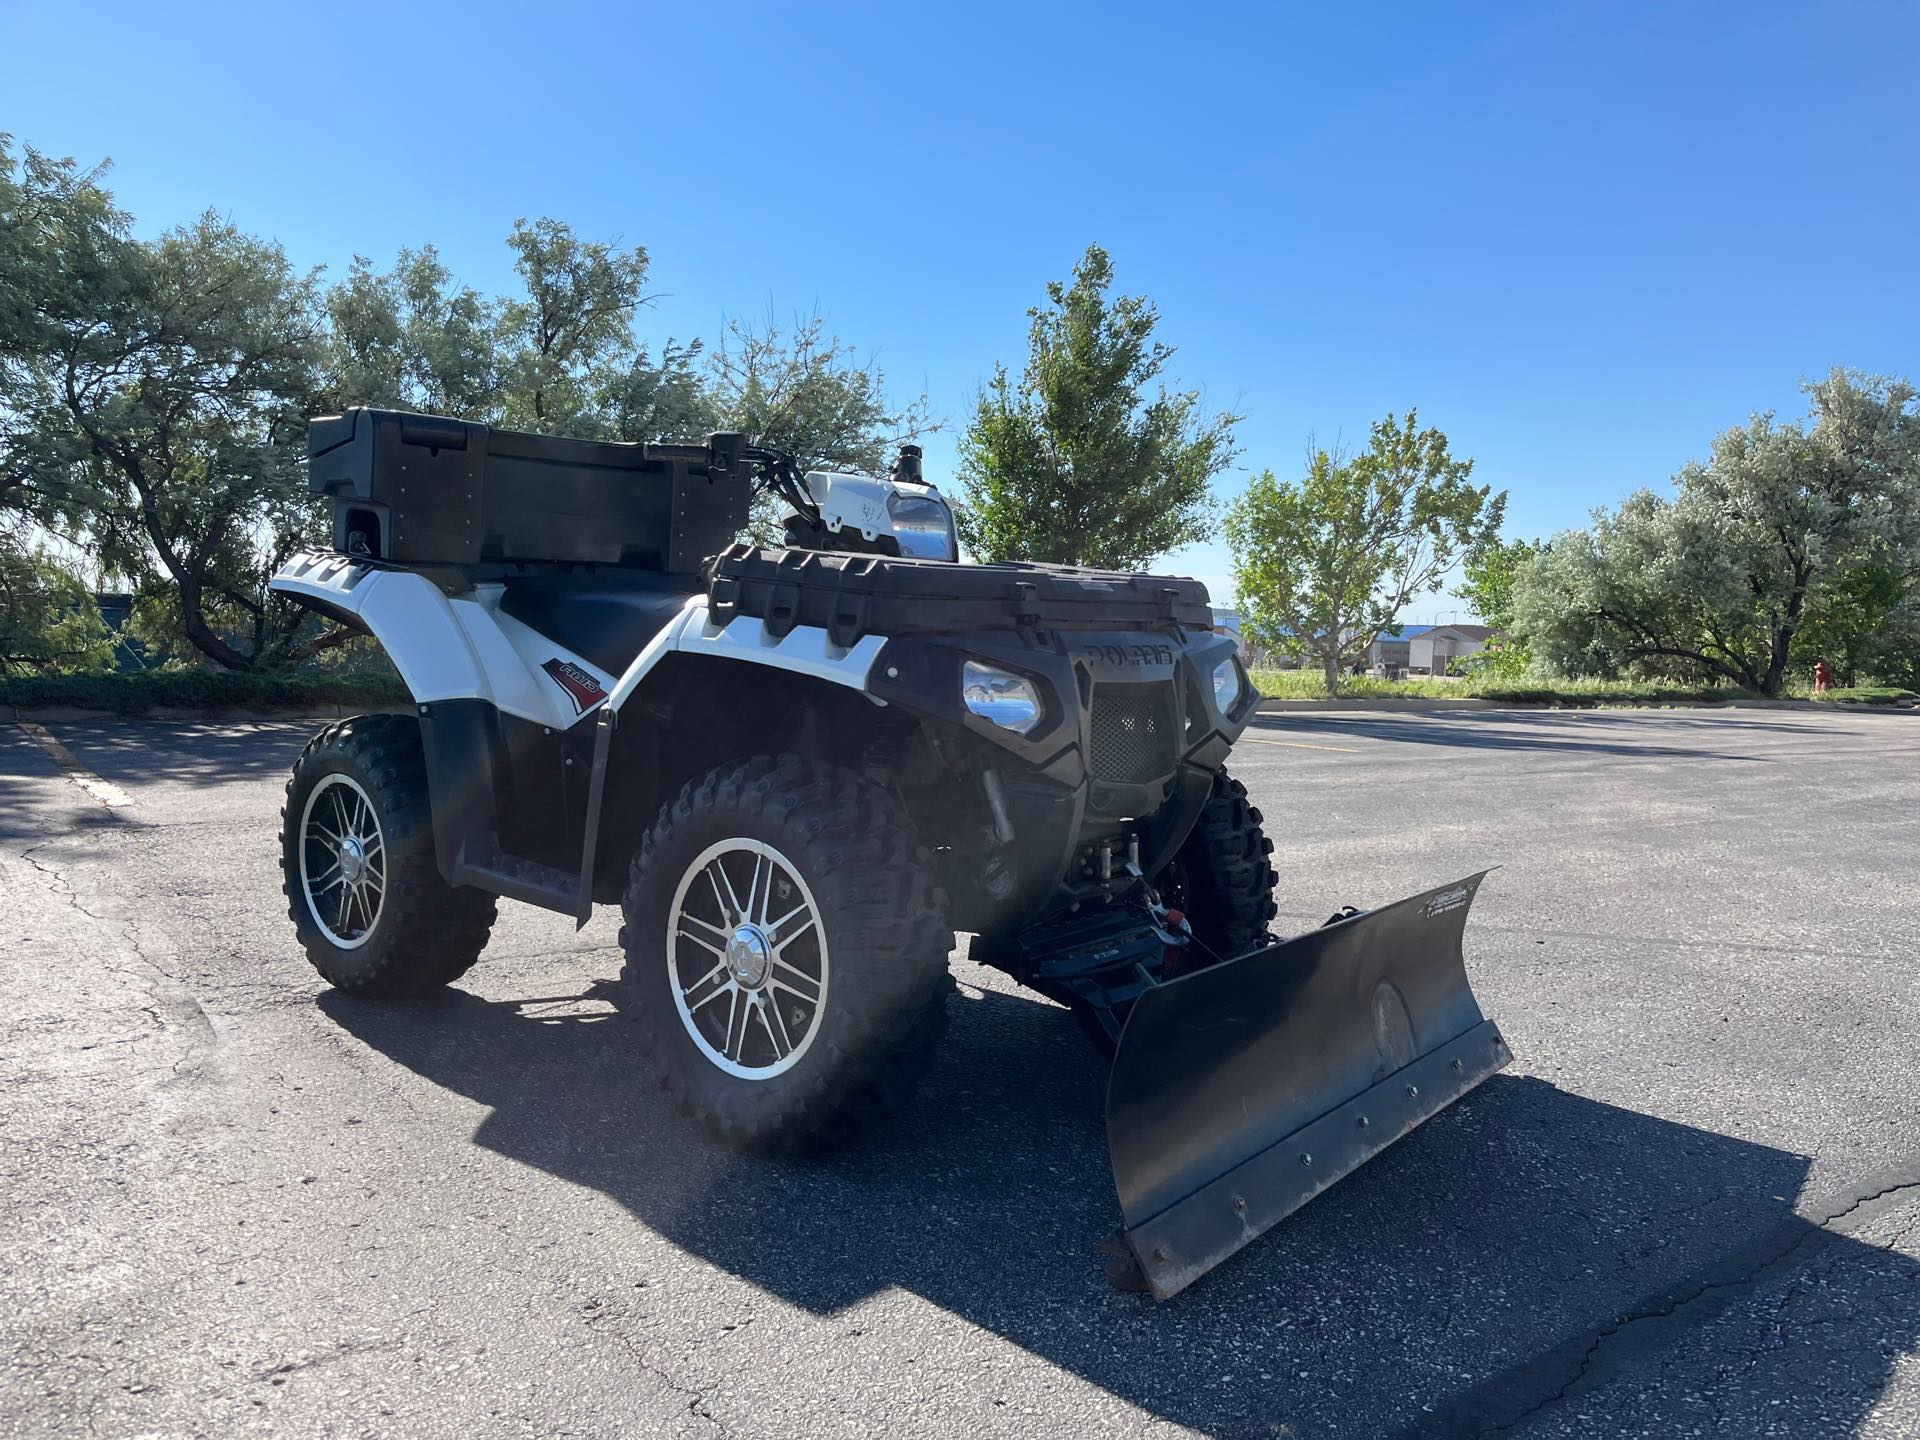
[707,544,1213,646]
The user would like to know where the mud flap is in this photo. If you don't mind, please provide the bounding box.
[1106,871,1510,1299]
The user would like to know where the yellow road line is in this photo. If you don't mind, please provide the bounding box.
[17,722,135,809]
[1235,734,1359,753]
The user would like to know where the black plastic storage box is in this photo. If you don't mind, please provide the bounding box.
[708,545,1213,646]
[307,408,752,573]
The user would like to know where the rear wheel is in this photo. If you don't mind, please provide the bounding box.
[618,756,954,1152]
[280,714,497,996]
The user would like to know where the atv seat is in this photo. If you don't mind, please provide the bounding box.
[499,571,700,676]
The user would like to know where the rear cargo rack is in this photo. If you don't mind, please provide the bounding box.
[307,408,752,574]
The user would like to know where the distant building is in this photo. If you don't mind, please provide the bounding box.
[1208,615,1492,674]
[1366,624,1435,675]
[1212,608,1277,665]
[1411,623,1494,675]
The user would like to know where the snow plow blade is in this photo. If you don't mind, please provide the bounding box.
[1106,871,1509,1299]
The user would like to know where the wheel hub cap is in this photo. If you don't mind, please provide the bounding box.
[725,925,772,988]
[299,773,386,950]
[667,838,830,1081]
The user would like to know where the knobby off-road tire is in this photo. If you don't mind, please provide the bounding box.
[281,713,497,997]
[618,755,954,1153]
[1166,768,1278,960]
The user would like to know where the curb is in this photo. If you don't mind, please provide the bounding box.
[1257,698,1503,712]
[1254,697,1919,715]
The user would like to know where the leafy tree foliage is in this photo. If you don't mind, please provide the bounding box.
[497,218,650,434]
[321,248,499,417]
[1513,372,1920,694]
[1458,535,1540,633]
[0,534,111,673]
[3,135,930,673]
[1859,595,1920,690]
[604,338,716,446]
[954,245,1237,569]
[706,311,936,541]
[1790,559,1909,685]
[1455,534,1541,678]
[710,311,930,475]
[1,139,328,671]
[322,238,930,545]
[1226,413,1504,693]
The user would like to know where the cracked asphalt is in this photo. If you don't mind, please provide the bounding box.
[2,705,1917,1438]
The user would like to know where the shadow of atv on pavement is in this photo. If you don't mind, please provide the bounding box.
[319,981,1918,1438]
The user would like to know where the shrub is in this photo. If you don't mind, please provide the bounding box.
[1248,670,1754,705]
[0,669,410,714]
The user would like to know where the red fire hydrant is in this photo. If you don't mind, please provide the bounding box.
[1813,659,1834,694]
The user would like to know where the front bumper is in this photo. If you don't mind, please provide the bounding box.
[869,629,1257,924]
[871,629,1255,800]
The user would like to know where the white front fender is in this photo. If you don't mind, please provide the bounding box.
[605,599,887,710]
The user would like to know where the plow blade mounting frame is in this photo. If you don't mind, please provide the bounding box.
[1106,871,1510,1299]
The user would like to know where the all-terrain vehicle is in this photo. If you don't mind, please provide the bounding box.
[271,408,1508,1297]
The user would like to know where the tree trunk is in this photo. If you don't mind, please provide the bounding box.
[1760,644,1788,697]
[1760,581,1810,697]
[1323,650,1342,697]
[175,573,255,671]
[120,457,256,672]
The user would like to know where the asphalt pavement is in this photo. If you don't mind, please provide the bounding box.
[3,706,1917,1438]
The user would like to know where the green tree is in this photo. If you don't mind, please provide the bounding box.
[320,233,929,544]
[0,140,331,671]
[1458,535,1540,633]
[322,247,499,417]
[1513,371,1920,695]
[954,244,1237,569]
[1790,559,1909,685]
[1,138,120,528]
[604,338,717,445]
[1860,595,1920,690]
[702,310,935,541]
[5,141,948,673]
[496,218,650,435]
[708,311,929,473]
[324,231,711,444]
[1226,412,1504,694]
[0,534,112,673]
[1457,534,1541,678]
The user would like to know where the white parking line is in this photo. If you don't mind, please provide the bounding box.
[16,722,135,809]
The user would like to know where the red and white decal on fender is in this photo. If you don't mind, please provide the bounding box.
[541,658,608,714]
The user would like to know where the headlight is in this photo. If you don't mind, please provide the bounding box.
[963,661,1043,734]
[1212,655,1245,712]
[886,489,959,561]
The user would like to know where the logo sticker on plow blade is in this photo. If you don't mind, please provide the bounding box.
[1104,870,1509,1299]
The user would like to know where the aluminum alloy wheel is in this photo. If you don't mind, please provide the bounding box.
[299,773,387,949]
[666,838,829,1080]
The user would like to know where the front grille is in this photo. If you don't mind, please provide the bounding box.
[1088,682,1179,784]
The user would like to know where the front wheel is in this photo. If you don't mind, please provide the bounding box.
[1159,768,1278,960]
[618,756,953,1152]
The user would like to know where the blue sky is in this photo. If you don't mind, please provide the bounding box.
[9,0,1917,612]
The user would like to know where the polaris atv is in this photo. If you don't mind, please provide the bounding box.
[272,407,1508,1297]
